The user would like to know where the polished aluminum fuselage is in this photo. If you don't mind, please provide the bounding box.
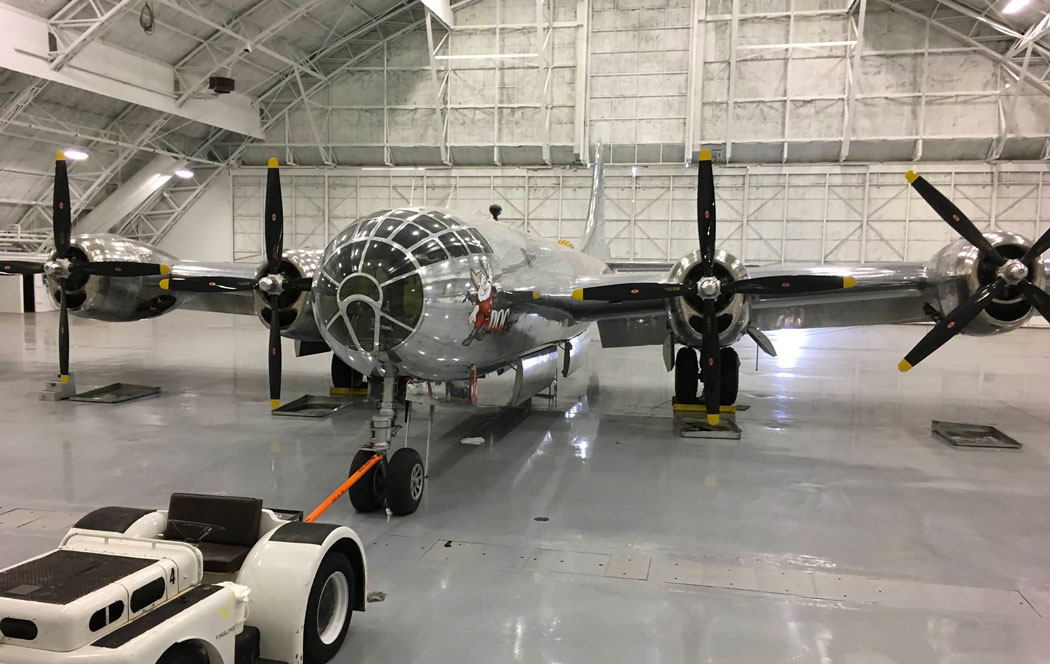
[323,209,607,381]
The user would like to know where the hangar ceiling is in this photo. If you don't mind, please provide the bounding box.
[1,0,1049,253]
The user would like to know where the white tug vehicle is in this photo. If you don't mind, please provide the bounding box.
[0,493,366,664]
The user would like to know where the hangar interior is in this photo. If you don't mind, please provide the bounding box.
[1,0,1050,661]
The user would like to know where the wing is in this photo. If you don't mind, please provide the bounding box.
[168,261,260,316]
[514,263,931,348]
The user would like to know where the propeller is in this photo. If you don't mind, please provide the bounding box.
[0,152,172,385]
[573,149,860,426]
[158,158,312,409]
[898,170,1050,371]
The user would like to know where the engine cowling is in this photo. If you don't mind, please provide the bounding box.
[45,234,178,322]
[252,248,321,341]
[667,248,751,347]
[925,230,1046,335]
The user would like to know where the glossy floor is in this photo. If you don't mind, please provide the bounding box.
[1,310,1049,663]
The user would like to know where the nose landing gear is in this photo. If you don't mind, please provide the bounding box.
[347,363,426,516]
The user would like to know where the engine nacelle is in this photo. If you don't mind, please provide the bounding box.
[46,235,178,322]
[667,248,751,347]
[252,248,321,341]
[925,230,1046,336]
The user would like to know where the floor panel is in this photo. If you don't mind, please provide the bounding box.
[1,311,1048,662]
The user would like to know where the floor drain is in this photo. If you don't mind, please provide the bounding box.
[533,516,549,522]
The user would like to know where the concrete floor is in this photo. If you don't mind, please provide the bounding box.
[1,310,1049,663]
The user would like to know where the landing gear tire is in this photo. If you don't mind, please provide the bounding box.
[303,550,354,664]
[674,347,699,405]
[347,449,386,513]
[719,347,740,406]
[386,447,425,516]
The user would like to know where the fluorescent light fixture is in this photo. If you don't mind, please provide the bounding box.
[64,149,89,161]
[1003,0,1028,13]
[174,168,194,179]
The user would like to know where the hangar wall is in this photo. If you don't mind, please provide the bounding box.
[236,0,1050,167]
[229,162,1050,264]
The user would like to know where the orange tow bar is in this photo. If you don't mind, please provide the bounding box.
[304,454,383,523]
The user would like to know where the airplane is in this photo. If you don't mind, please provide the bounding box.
[3,148,1049,517]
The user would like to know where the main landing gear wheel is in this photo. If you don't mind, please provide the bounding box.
[347,449,386,512]
[386,447,425,516]
[303,550,354,664]
[674,346,699,405]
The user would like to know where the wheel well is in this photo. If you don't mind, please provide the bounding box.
[331,538,366,611]
[157,639,218,664]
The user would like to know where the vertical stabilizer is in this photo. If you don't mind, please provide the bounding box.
[578,142,610,262]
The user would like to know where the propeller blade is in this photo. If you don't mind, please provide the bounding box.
[571,282,681,302]
[0,260,45,275]
[697,149,716,277]
[725,274,857,296]
[268,293,282,410]
[264,158,284,275]
[1021,225,1050,264]
[58,285,70,384]
[54,152,71,259]
[72,262,170,278]
[699,298,721,426]
[160,275,258,293]
[898,277,1004,372]
[906,171,1006,266]
[1017,280,1050,324]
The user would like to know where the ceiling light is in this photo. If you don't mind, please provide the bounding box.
[174,168,194,179]
[1003,0,1028,13]
[64,149,89,161]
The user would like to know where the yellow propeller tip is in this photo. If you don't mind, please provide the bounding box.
[270,399,281,410]
[699,149,712,161]
[60,374,70,385]
[267,157,279,168]
[707,414,720,426]
[159,278,169,290]
[56,151,65,161]
[532,290,541,299]
[905,170,919,184]
[843,276,857,288]
[160,264,171,275]
[571,289,584,300]
[898,359,913,372]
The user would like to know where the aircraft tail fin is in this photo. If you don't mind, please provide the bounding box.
[578,142,610,262]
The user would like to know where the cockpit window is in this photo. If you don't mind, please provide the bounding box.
[412,239,448,268]
[391,223,425,249]
[439,231,469,258]
[316,207,488,354]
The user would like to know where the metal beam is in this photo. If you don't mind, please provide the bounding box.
[0,3,263,137]
[840,0,867,161]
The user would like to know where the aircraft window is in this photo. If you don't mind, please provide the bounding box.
[338,275,380,303]
[361,241,415,281]
[351,210,388,239]
[465,228,493,253]
[429,211,462,228]
[345,300,376,351]
[391,223,426,249]
[374,217,406,239]
[415,214,449,234]
[439,231,469,258]
[386,209,417,221]
[378,277,423,346]
[457,230,484,254]
[412,239,448,267]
